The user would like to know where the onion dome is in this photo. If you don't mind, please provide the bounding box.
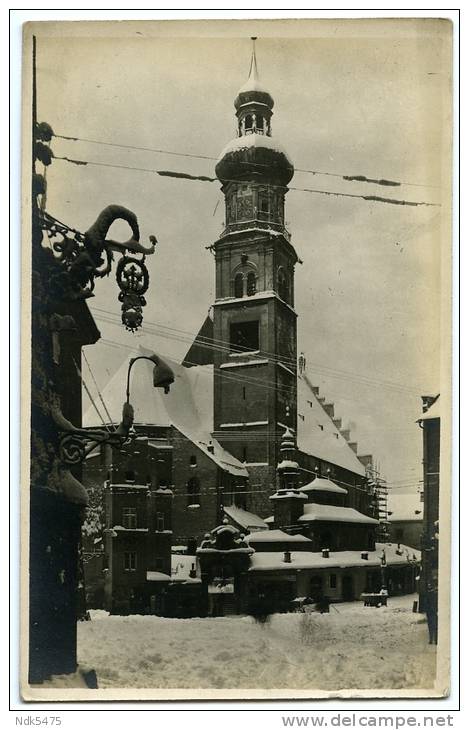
[215,38,294,188]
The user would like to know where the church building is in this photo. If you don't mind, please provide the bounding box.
[82,43,414,612]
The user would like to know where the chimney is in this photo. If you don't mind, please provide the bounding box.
[361,552,368,560]
[322,548,329,559]
[207,441,214,454]
[283,550,292,563]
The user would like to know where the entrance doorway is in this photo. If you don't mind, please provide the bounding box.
[342,574,354,601]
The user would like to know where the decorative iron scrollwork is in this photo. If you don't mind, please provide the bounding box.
[116,255,150,332]
[52,401,135,467]
[38,207,156,331]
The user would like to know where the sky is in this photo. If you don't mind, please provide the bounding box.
[32,18,452,496]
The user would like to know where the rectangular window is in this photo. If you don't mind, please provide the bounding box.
[329,574,337,589]
[156,512,165,532]
[122,506,137,529]
[124,551,137,572]
[230,320,259,354]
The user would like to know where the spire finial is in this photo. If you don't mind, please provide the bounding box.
[248,37,259,81]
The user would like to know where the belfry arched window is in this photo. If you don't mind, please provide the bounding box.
[246,272,257,296]
[244,114,253,132]
[234,273,244,298]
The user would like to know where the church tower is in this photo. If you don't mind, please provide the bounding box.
[212,39,299,514]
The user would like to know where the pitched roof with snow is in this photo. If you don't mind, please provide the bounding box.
[224,505,269,532]
[299,477,348,495]
[298,503,379,525]
[83,347,247,478]
[248,543,420,572]
[245,529,311,544]
[297,374,366,477]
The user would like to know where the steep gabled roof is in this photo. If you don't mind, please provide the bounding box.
[297,374,366,477]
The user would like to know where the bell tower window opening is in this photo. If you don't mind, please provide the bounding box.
[234,273,244,299]
[246,272,257,296]
[235,185,254,221]
[230,320,259,354]
[244,114,253,133]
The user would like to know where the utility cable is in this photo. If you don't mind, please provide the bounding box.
[52,132,440,189]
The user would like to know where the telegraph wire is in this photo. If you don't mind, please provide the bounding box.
[82,349,115,426]
[90,305,423,396]
[52,132,440,190]
[52,154,441,208]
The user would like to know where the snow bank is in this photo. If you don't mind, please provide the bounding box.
[78,595,435,691]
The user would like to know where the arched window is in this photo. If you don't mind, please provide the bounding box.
[234,273,244,298]
[246,271,257,296]
[256,115,265,133]
[244,114,253,131]
[187,477,200,506]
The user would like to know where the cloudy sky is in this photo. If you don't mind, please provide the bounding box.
[32,18,451,495]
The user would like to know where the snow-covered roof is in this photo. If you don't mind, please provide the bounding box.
[146,571,171,582]
[84,347,366,481]
[224,505,268,532]
[245,529,311,544]
[270,490,308,501]
[299,477,348,495]
[217,133,293,167]
[248,543,420,572]
[297,374,366,477]
[299,503,379,525]
[83,346,247,478]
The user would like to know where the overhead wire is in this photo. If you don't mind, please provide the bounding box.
[82,349,115,426]
[52,132,441,190]
[53,154,441,208]
[90,304,424,396]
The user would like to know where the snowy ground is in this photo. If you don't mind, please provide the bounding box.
[78,594,436,691]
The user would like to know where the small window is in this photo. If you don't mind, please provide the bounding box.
[124,470,136,484]
[156,512,165,532]
[234,273,244,298]
[242,386,246,400]
[190,455,197,467]
[246,272,257,296]
[187,477,200,506]
[329,574,337,589]
[124,551,137,572]
[230,320,259,354]
[122,507,137,530]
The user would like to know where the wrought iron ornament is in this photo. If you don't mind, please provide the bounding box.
[34,120,157,333]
